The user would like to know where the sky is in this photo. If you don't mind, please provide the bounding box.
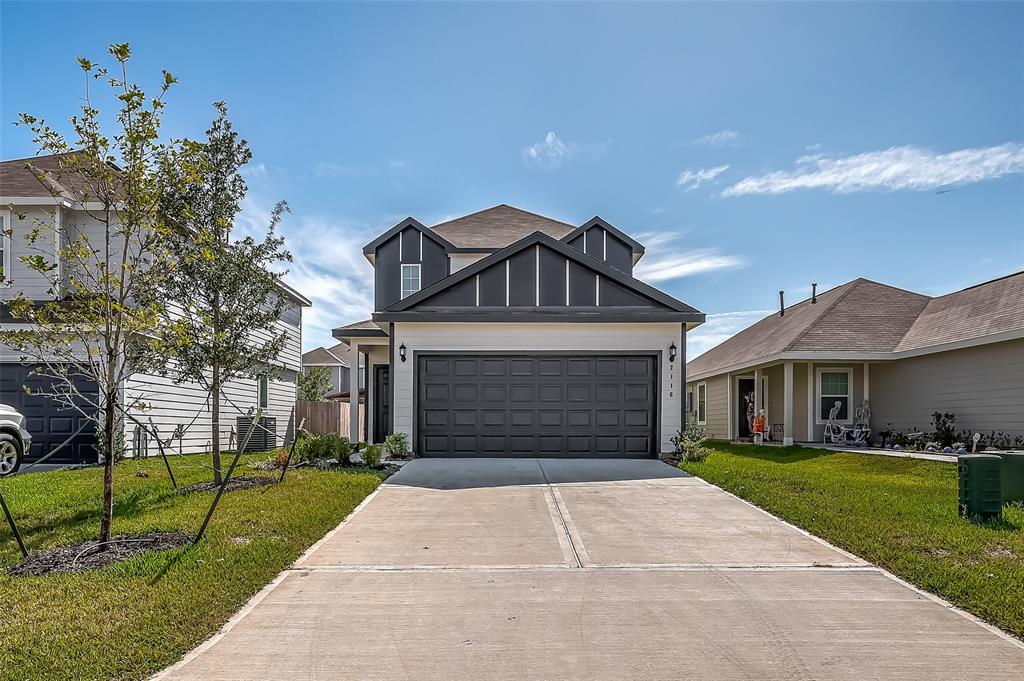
[2,1,1022,360]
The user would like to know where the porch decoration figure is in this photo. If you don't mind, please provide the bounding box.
[752,409,767,445]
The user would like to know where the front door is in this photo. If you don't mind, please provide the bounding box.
[373,366,391,443]
[737,378,755,439]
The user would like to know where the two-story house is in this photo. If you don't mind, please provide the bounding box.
[0,153,310,468]
[331,205,705,458]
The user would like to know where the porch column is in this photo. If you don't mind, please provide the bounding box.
[806,362,815,442]
[783,361,794,445]
[863,362,870,401]
[349,340,360,443]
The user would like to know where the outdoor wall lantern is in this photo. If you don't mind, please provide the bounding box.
[399,343,407,362]
[669,342,677,363]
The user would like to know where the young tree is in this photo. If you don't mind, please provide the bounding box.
[298,366,333,402]
[159,103,292,484]
[0,45,178,544]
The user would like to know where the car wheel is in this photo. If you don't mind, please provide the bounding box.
[0,433,23,477]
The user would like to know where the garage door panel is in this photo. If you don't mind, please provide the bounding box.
[0,362,98,465]
[453,384,477,402]
[424,384,450,402]
[417,354,657,458]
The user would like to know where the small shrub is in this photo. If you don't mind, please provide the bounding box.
[384,432,409,459]
[362,443,382,468]
[330,435,353,463]
[293,431,325,463]
[274,448,290,469]
[673,422,711,463]
[930,412,957,448]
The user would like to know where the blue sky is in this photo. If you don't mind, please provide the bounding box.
[2,2,1022,358]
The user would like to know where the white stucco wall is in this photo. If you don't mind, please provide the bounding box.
[390,322,685,454]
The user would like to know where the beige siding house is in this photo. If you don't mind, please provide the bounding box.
[686,274,1024,445]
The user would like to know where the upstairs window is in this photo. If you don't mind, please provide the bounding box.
[401,264,421,299]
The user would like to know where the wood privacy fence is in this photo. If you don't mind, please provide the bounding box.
[296,400,364,439]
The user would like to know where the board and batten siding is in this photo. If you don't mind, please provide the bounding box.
[870,338,1024,439]
[390,322,684,454]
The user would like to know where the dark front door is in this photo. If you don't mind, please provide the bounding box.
[737,378,755,439]
[416,354,658,458]
[373,365,390,443]
[0,362,98,465]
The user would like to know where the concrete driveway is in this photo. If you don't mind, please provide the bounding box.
[157,459,1024,680]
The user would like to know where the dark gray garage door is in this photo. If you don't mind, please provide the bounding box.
[0,363,98,466]
[417,354,658,458]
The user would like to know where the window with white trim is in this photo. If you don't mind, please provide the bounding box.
[401,264,421,299]
[0,212,10,285]
[817,369,851,422]
[696,382,707,425]
[258,375,269,409]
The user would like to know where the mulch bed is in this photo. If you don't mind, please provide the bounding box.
[7,531,192,576]
[177,475,277,495]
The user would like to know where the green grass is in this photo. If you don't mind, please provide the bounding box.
[681,442,1024,639]
[0,453,383,680]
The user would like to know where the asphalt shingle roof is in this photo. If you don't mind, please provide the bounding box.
[687,273,1023,379]
[430,204,576,249]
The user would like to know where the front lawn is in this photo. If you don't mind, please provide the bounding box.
[681,442,1024,639]
[0,453,382,680]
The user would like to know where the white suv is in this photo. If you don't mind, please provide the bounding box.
[0,404,32,476]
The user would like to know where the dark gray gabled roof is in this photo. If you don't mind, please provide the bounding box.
[331,318,388,339]
[362,217,456,255]
[560,216,646,255]
[374,231,704,323]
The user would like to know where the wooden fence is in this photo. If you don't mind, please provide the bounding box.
[296,399,364,439]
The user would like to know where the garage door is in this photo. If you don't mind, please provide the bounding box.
[417,354,657,458]
[0,363,98,466]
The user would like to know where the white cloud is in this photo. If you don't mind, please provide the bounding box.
[686,310,773,361]
[675,164,729,191]
[632,232,747,284]
[238,190,380,352]
[722,142,1024,196]
[523,132,574,169]
[521,131,610,169]
[694,129,741,147]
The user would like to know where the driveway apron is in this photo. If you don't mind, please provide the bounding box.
[156,458,1024,680]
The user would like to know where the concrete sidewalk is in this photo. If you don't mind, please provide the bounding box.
[156,458,1024,680]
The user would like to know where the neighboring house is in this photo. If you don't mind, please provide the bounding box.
[685,274,1024,445]
[0,153,311,466]
[301,343,352,394]
[331,204,705,458]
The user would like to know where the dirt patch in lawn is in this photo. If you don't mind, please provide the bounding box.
[8,531,192,576]
[177,475,277,494]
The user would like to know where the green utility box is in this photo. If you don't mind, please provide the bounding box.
[958,454,1003,520]
[998,452,1024,503]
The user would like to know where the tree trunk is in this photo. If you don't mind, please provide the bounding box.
[99,394,116,545]
[211,363,222,485]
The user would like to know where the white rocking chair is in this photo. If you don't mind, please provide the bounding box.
[824,400,871,447]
